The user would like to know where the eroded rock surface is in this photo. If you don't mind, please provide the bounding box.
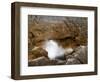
[28,16,87,49]
[66,58,81,64]
[28,47,48,60]
[28,15,88,66]
[72,46,87,64]
[28,56,50,66]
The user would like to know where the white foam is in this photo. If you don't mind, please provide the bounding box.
[43,40,73,60]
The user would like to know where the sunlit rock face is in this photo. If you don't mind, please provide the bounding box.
[28,15,87,50]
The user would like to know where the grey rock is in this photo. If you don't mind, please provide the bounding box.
[28,56,50,66]
[72,46,87,64]
[28,56,66,66]
[51,59,66,65]
[64,48,74,56]
[55,55,66,60]
[65,55,74,60]
[28,46,87,66]
[66,58,81,65]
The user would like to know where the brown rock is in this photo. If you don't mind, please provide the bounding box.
[28,16,87,48]
[28,56,50,66]
[28,16,88,66]
[28,56,66,66]
[28,47,48,60]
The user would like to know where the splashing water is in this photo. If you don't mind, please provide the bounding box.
[43,40,73,60]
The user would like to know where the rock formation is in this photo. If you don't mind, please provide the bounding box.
[28,15,88,66]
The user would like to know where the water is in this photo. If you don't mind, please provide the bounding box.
[43,40,73,60]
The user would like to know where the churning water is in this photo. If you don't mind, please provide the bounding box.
[43,40,73,60]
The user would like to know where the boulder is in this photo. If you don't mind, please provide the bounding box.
[28,56,50,66]
[50,59,66,65]
[72,46,87,64]
[65,55,74,60]
[28,56,66,66]
[66,58,81,64]
[28,47,48,60]
[64,48,74,56]
[55,59,66,65]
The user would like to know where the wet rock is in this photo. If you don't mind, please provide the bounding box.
[66,58,81,64]
[29,47,48,60]
[55,59,66,65]
[65,46,87,64]
[64,48,74,56]
[72,46,87,64]
[51,59,66,65]
[65,55,74,60]
[54,48,73,60]
[28,56,66,66]
[28,56,50,66]
[55,56,65,60]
